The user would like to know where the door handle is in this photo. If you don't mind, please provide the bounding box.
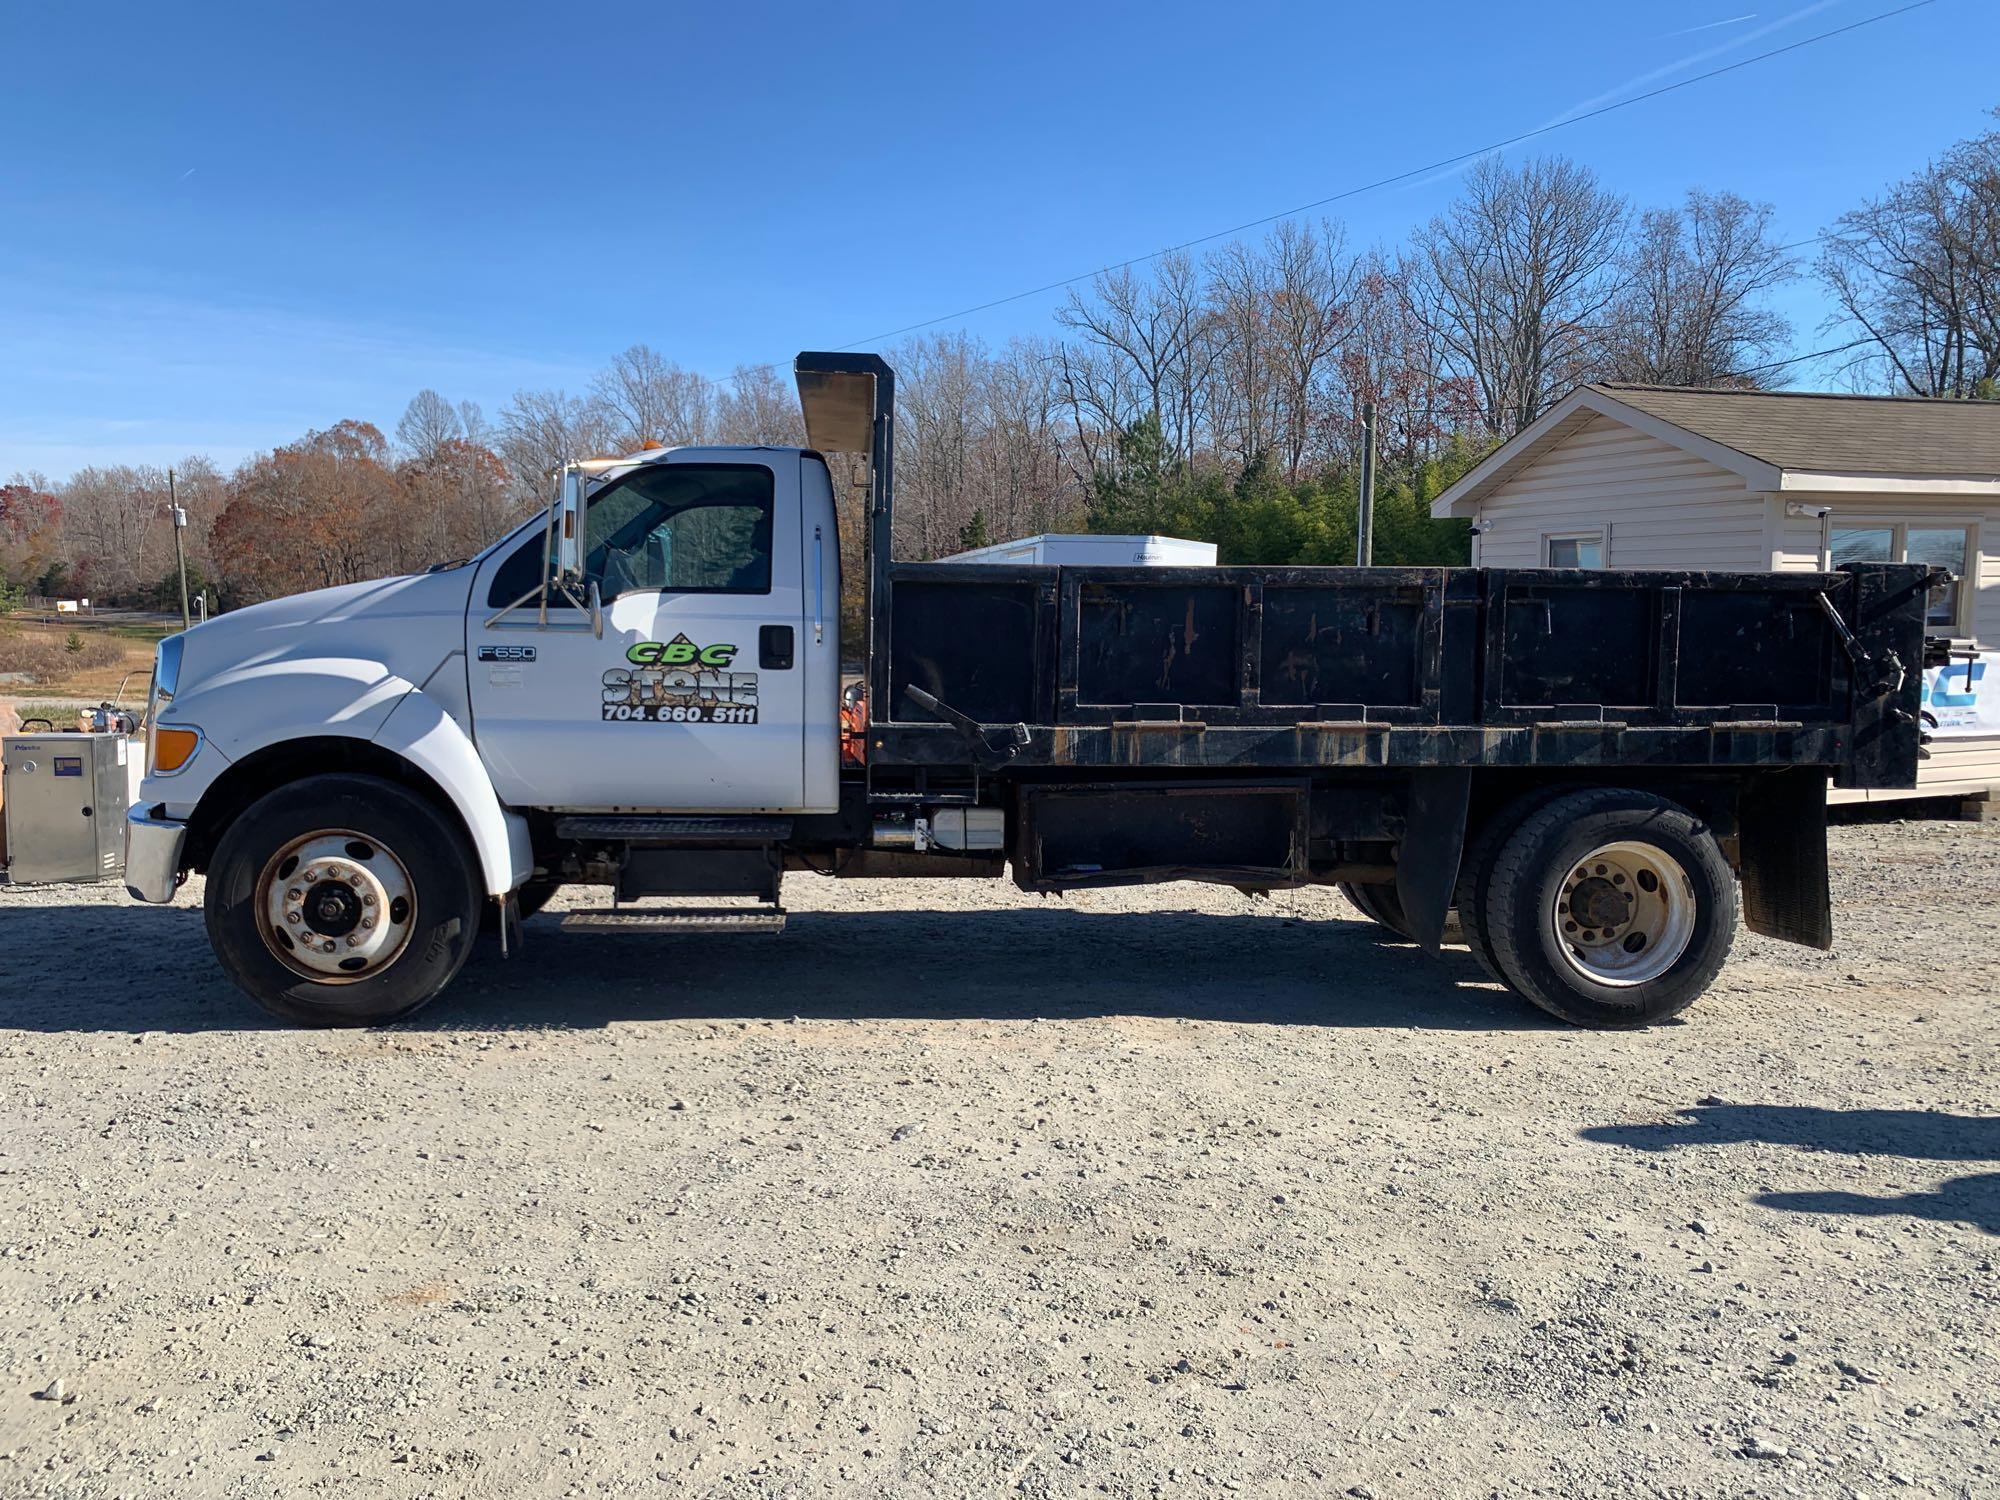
[813,524,825,646]
[759,625,795,670]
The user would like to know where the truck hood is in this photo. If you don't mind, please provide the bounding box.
[176,569,474,690]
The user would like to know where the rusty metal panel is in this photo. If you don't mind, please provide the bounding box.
[1258,574,1443,720]
[1074,577,1241,709]
[1675,589,1836,711]
[888,566,1053,726]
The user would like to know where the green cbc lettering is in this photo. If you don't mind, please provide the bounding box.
[625,640,738,667]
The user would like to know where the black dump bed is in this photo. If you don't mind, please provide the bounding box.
[868,561,1937,789]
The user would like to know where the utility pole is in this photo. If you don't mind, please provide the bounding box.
[168,468,192,632]
[1354,400,1377,566]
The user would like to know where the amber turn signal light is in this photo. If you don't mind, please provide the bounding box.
[152,727,200,773]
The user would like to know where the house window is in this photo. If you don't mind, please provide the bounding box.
[1546,532,1605,568]
[1829,522,1974,631]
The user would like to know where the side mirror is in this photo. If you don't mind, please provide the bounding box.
[553,466,585,583]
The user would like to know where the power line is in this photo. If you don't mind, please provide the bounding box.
[716,0,1920,384]
[1738,335,1879,379]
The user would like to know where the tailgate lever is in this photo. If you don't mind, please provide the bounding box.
[903,685,1032,764]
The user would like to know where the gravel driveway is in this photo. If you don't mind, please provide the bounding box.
[2,816,1996,1499]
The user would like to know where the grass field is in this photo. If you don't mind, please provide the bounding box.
[0,614,170,706]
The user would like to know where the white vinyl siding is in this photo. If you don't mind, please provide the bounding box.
[1470,416,1762,570]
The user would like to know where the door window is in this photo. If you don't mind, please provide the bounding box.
[585,464,773,599]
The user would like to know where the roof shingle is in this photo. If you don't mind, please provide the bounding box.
[1591,383,2000,478]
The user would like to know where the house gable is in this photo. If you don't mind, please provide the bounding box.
[1466,413,1767,571]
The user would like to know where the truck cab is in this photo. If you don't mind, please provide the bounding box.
[466,448,843,814]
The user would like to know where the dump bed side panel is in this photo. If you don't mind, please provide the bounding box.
[874,562,1931,783]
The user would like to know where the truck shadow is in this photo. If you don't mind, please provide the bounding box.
[1582,1105,2000,1235]
[433,908,1551,1034]
[0,898,1552,1035]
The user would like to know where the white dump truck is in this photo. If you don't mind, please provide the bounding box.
[126,353,1939,1028]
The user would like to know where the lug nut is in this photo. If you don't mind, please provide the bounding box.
[362,893,377,907]
[286,911,301,924]
[361,917,375,930]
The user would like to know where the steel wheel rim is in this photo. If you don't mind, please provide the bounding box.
[256,829,417,984]
[1549,839,1695,987]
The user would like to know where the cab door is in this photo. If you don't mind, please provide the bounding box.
[466,454,808,811]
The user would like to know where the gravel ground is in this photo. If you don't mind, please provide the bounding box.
[1,816,1996,1500]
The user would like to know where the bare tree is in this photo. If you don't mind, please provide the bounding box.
[1410,154,1629,434]
[1205,237,1279,472]
[592,344,716,449]
[58,465,169,596]
[714,364,805,446]
[891,333,981,558]
[977,338,1081,538]
[1819,118,2000,396]
[1056,251,1214,469]
[1606,190,1797,387]
[394,389,464,461]
[1265,219,1361,479]
[496,389,617,504]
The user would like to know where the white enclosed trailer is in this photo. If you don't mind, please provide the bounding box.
[940,534,1216,568]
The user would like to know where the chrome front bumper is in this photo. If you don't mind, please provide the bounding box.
[124,808,188,903]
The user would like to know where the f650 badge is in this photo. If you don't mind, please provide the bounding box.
[477,644,537,662]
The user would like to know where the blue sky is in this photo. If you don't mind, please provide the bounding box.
[2,0,1994,477]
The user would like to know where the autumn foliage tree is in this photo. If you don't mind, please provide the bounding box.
[211,421,403,604]
[0,480,63,593]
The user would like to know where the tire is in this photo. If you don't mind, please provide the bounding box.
[1338,880,1413,939]
[204,773,482,1027]
[1454,785,1579,984]
[1485,788,1737,1029]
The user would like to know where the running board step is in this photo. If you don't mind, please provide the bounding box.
[560,908,787,935]
[555,816,794,841]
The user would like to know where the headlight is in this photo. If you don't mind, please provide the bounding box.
[146,635,191,775]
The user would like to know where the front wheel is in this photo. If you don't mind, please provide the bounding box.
[1485,789,1736,1029]
[204,773,482,1026]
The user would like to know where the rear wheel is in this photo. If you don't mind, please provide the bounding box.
[1485,788,1736,1029]
[1338,880,1413,939]
[1455,786,1577,984]
[205,773,481,1026]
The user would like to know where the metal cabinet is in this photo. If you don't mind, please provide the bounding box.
[1,733,135,884]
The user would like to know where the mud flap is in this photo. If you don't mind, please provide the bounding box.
[1397,769,1471,952]
[1739,766,1832,950]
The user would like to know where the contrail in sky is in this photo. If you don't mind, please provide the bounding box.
[1664,13,1759,37]
[1404,0,1836,190]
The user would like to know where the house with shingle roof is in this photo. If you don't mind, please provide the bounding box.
[1431,384,2000,805]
